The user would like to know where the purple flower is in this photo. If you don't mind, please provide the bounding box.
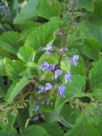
[34,105,40,111]
[72,55,79,66]
[58,85,66,97]
[45,83,52,91]
[64,72,72,82]
[39,61,49,71]
[49,64,55,71]
[54,69,62,79]
[38,85,45,93]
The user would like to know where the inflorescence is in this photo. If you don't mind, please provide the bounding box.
[38,44,79,98]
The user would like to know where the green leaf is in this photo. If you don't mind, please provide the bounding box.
[79,38,100,60]
[55,75,86,114]
[20,63,37,78]
[43,122,64,136]
[6,60,25,80]
[38,0,61,19]
[61,60,71,73]
[71,57,86,77]
[91,88,102,100]
[17,45,35,63]
[64,116,100,136]
[0,32,22,54]
[77,0,94,12]
[14,0,40,24]
[25,125,49,136]
[0,112,16,133]
[61,104,80,125]
[0,48,11,58]
[6,76,30,103]
[79,21,102,48]
[25,17,61,49]
[0,128,17,136]
[65,75,85,99]
[89,60,102,89]
[88,0,102,25]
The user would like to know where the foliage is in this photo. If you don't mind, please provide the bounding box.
[0,0,102,135]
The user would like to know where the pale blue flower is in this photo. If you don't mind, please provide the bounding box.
[72,55,79,66]
[49,64,55,71]
[45,83,52,91]
[38,86,44,93]
[40,61,49,71]
[64,72,72,82]
[58,85,66,97]
[54,69,62,79]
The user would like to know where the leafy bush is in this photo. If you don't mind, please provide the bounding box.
[0,0,102,135]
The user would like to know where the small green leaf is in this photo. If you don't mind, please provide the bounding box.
[0,32,22,54]
[6,60,25,80]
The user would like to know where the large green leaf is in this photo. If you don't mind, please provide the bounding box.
[88,0,102,25]
[25,125,49,136]
[25,17,61,49]
[14,0,40,24]
[89,60,102,89]
[78,21,102,49]
[65,75,85,99]
[77,0,102,50]
[0,32,22,54]
[5,76,30,103]
[79,38,100,60]
[55,75,86,114]
[60,104,80,125]
[0,128,17,136]
[17,45,35,63]
[64,116,100,136]
[38,0,61,19]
